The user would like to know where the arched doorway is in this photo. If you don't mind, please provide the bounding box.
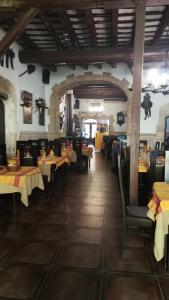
[83,118,98,144]
[0,99,5,144]
[48,73,132,140]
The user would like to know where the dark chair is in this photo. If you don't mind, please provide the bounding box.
[38,139,48,148]
[0,144,7,165]
[49,140,62,157]
[73,141,88,171]
[149,151,165,189]
[117,154,153,254]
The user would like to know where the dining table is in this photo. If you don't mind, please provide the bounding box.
[147,181,169,261]
[82,146,93,158]
[0,166,44,207]
[38,155,69,182]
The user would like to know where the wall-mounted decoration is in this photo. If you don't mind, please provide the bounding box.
[141,92,153,120]
[117,111,125,126]
[20,91,32,124]
[59,113,64,130]
[42,69,50,84]
[34,98,48,126]
[0,48,15,69]
[155,141,161,150]
[19,64,36,77]
[74,99,80,109]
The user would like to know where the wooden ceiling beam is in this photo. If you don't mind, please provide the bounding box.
[85,9,97,48]
[19,46,169,64]
[74,86,126,99]
[152,5,169,45]
[112,9,118,47]
[59,10,80,51]
[19,32,40,49]
[0,6,38,57]
[39,11,63,50]
[0,18,40,49]
[0,0,169,9]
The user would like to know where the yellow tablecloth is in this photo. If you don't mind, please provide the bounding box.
[138,158,149,173]
[8,156,69,182]
[139,165,148,173]
[0,166,44,207]
[147,181,169,261]
[38,156,68,181]
[82,146,93,158]
[61,148,77,163]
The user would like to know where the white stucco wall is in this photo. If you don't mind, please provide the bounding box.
[0,28,47,135]
[141,66,169,133]
[72,98,127,132]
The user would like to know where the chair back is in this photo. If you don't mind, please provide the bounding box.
[117,154,127,224]
[38,139,48,148]
[19,144,38,166]
[49,140,61,156]
[73,141,82,160]
[0,144,7,165]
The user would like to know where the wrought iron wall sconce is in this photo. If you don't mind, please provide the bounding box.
[34,98,48,126]
[34,98,48,113]
[117,111,125,126]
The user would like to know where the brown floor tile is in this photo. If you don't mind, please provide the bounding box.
[80,205,105,216]
[104,246,152,273]
[55,243,100,268]
[159,277,169,298]
[104,215,122,229]
[0,265,44,299]
[8,241,58,265]
[24,224,66,241]
[0,240,14,260]
[82,199,106,206]
[39,270,97,300]
[66,227,102,243]
[103,229,121,245]
[74,215,103,228]
[103,274,162,300]
[39,212,73,225]
[4,222,30,239]
[16,210,43,223]
[48,203,79,213]
[28,202,49,212]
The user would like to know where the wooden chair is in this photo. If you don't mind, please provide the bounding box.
[0,144,7,165]
[73,141,88,171]
[19,144,38,166]
[117,154,153,254]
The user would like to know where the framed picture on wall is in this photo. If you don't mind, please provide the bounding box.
[155,141,160,150]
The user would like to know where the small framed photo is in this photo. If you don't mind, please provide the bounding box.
[155,141,160,150]
[161,142,165,151]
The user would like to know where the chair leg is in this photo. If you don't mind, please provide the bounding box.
[13,193,17,230]
[119,227,127,257]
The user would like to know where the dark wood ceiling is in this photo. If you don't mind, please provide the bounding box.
[73,84,127,101]
[1,0,169,67]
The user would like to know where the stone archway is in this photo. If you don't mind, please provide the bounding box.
[156,102,169,141]
[48,72,132,139]
[0,75,17,152]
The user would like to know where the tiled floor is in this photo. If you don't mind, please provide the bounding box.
[0,152,168,299]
